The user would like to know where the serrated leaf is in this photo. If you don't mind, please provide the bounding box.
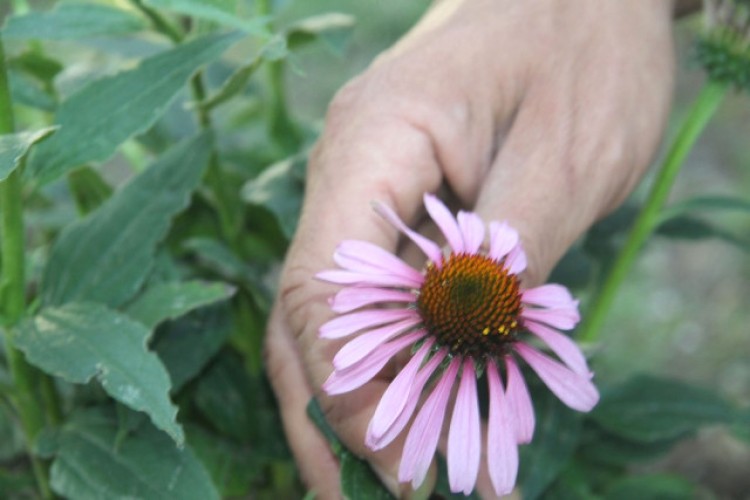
[519,388,583,500]
[1,3,147,40]
[41,133,211,308]
[286,12,356,56]
[591,374,734,443]
[15,302,183,444]
[49,408,218,500]
[604,474,695,500]
[26,32,242,184]
[143,0,268,34]
[241,156,305,239]
[0,127,57,182]
[125,280,235,329]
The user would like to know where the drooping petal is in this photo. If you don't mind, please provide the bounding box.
[367,348,448,450]
[424,193,464,254]
[504,356,535,444]
[488,221,519,261]
[333,318,422,370]
[515,343,599,412]
[447,358,481,495]
[521,305,580,331]
[486,361,518,497]
[319,308,416,339]
[317,270,419,288]
[525,320,591,376]
[457,211,485,255]
[335,240,423,286]
[522,284,577,309]
[323,331,425,395]
[373,201,443,266]
[366,339,434,445]
[399,358,460,489]
[330,287,416,313]
[505,244,527,275]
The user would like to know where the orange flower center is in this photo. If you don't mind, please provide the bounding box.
[417,253,522,358]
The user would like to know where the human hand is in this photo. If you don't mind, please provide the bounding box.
[265,0,675,497]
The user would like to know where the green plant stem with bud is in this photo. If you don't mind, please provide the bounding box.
[579,82,728,343]
[0,38,53,500]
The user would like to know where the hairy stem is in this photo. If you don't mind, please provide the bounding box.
[579,82,727,343]
[0,38,52,500]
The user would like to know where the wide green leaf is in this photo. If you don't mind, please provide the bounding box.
[46,408,218,500]
[604,474,695,500]
[578,424,677,466]
[0,127,57,182]
[26,32,242,184]
[125,280,235,329]
[241,156,305,239]
[41,133,211,308]
[591,374,734,443]
[143,0,268,34]
[1,3,147,40]
[15,302,183,443]
[656,215,750,252]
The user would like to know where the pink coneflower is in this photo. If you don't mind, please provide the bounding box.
[317,193,599,496]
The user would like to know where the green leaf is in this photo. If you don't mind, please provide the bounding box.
[660,194,750,222]
[306,397,343,457]
[340,452,395,500]
[41,133,212,308]
[143,0,268,34]
[1,3,147,40]
[0,401,25,461]
[26,32,243,184]
[604,474,695,500]
[591,374,734,443]
[286,12,356,56]
[241,156,305,239]
[8,69,57,112]
[48,408,218,500]
[0,127,57,182]
[67,166,113,215]
[578,424,677,466]
[656,215,750,252]
[200,35,287,111]
[125,280,235,329]
[518,387,583,500]
[15,302,184,444]
[186,425,259,496]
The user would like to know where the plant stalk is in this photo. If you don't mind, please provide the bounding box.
[579,82,728,343]
[0,38,53,499]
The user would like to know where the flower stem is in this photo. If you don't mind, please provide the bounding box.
[0,38,53,499]
[578,82,728,343]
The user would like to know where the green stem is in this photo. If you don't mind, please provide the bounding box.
[579,82,728,343]
[0,38,52,499]
[130,0,184,43]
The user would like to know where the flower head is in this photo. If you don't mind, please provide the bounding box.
[317,193,599,496]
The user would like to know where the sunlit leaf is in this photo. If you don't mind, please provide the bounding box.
[26,32,242,184]
[15,302,183,444]
[0,127,57,182]
[41,134,211,308]
[1,3,147,40]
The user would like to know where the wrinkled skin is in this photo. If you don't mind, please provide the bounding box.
[265,0,676,498]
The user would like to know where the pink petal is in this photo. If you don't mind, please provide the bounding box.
[333,318,422,370]
[521,306,580,331]
[323,331,425,395]
[424,193,464,254]
[319,308,416,339]
[525,320,591,377]
[522,284,577,309]
[330,287,416,313]
[505,356,535,444]
[367,348,448,450]
[335,240,423,286]
[486,361,518,497]
[399,358,460,489]
[488,221,519,261]
[447,358,481,495]
[457,211,485,255]
[366,339,434,445]
[515,343,599,412]
[505,244,527,275]
[317,270,419,288]
[373,201,443,266]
